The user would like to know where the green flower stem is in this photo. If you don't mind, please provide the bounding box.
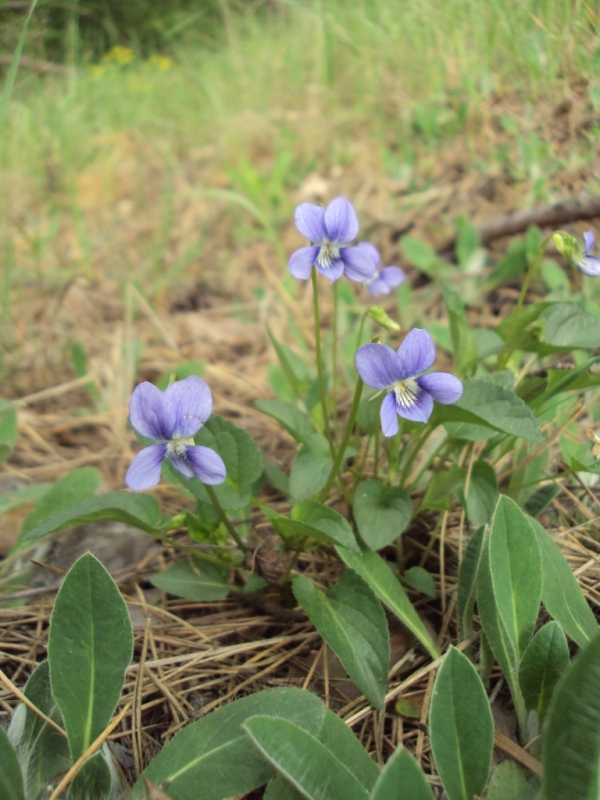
[496,234,553,370]
[332,280,339,428]
[318,376,364,502]
[205,485,248,552]
[311,266,335,458]
[399,424,434,487]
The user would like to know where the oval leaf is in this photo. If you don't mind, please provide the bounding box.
[48,553,133,759]
[457,525,485,640]
[0,727,25,800]
[354,480,412,550]
[429,646,494,800]
[243,715,369,800]
[370,747,434,800]
[274,500,359,551]
[530,517,599,647]
[14,491,161,551]
[518,621,569,724]
[293,571,389,709]
[487,761,527,800]
[543,631,600,800]
[337,547,439,659]
[289,435,332,502]
[132,688,326,800]
[149,556,231,601]
[488,496,542,656]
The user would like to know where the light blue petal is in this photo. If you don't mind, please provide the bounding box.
[295,203,326,243]
[289,246,319,280]
[186,446,227,485]
[380,266,406,288]
[129,382,175,441]
[341,245,377,282]
[316,257,345,282]
[396,329,436,378]
[578,255,600,277]
[164,375,212,438]
[380,392,399,437]
[396,389,433,423]
[584,230,596,255]
[417,372,463,404]
[365,276,390,296]
[126,444,167,491]
[356,241,380,268]
[356,343,401,389]
[324,197,359,244]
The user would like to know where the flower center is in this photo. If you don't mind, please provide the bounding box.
[393,378,420,409]
[167,437,192,459]
[316,241,340,270]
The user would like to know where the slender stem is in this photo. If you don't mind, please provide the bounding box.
[373,428,380,480]
[496,234,553,370]
[318,377,364,502]
[332,280,339,431]
[354,308,369,353]
[399,424,434,487]
[312,266,335,458]
[205,485,248,552]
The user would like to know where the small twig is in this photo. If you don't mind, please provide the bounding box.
[48,702,132,800]
[0,667,68,738]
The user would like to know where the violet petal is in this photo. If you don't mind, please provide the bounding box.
[341,245,378,282]
[577,255,600,277]
[164,375,212,438]
[129,382,176,441]
[395,388,434,423]
[396,328,436,378]
[324,197,359,244]
[126,444,167,491]
[289,246,319,279]
[168,452,195,479]
[366,277,391,296]
[380,392,399,437]
[417,373,463,405]
[380,266,406,288]
[356,343,401,389]
[356,241,380,269]
[584,231,596,254]
[295,203,326,243]
[186,446,227,485]
[316,257,345,282]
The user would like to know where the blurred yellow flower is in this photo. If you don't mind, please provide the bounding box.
[145,54,173,72]
[105,45,135,65]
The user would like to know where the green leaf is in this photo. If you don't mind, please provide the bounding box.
[267,325,311,401]
[457,526,485,640]
[67,749,113,800]
[243,716,370,800]
[518,622,569,725]
[7,660,71,797]
[48,554,133,759]
[353,480,412,550]
[442,284,478,377]
[289,434,332,501]
[0,482,52,517]
[293,571,389,709]
[429,646,494,800]
[264,460,290,495]
[543,631,600,800]
[149,556,231,601]
[465,460,498,527]
[488,496,542,656]
[264,776,304,800]
[523,483,560,518]
[193,415,264,510]
[370,747,434,800]
[0,399,17,464]
[530,518,599,647]
[540,303,600,349]
[435,379,544,443]
[0,727,24,800]
[256,399,312,443]
[274,500,359,551]
[400,236,440,277]
[337,547,439,659]
[19,468,102,540]
[487,761,527,800]
[357,396,380,435]
[402,566,436,598]
[132,688,326,800]
[13,491,161,551]
[421,466,465,511]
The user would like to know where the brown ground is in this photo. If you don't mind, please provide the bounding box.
[1,87,600,794]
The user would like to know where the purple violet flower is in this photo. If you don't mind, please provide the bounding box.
[358,242,406,296]
[126,375,226,491]
[355,328,463,436]
[576,231,600,277]
[288,197,376,283]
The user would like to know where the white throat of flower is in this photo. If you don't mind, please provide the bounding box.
[316,241,341,270]
[167,437,194,458]
[393,378,420,409]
